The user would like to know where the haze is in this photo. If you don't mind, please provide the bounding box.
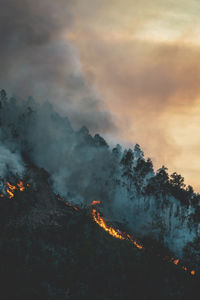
[1,0,200,190]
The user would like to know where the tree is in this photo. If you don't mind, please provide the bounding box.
[169,172,185,189]
[186,185,194,195]
[112,144,122,161]
[120,149,134,178]
[134,144,144,160]
[156,166,169,185]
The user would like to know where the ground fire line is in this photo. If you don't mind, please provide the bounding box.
[1,184,196,277]
[89,201,196,277]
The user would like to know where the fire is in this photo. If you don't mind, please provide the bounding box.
[6,181,27,198]
[91,202,197,276]
[6,182,16,198]
[92,209,144,250]
[126,234,143,250]
[17,181,25,192]
[173,259,179,265]
[90,200,101,206]
[57,196,79,211]
[65,201,79,211]
[92,209,125,240]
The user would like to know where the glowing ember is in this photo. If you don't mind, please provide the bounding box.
[6,181,27,198]
[127,234,143,250]
[92,209,144,250]
[6,182,16,198]
[90,200,101,206]
[91,205,197,276]
[173,259,179,265]
[35,196,198,277]
[92,209,125,240]
[17,181,25,192]
[65,201,79,211]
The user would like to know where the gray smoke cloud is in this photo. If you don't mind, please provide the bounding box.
[0,92,118,205]
[0,142,25,180]
[0,0,116,133]
[0,91,198,259]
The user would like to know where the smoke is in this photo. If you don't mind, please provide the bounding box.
[0,0,198,261]
[0,92,118,204]
[0,0,115,133]
[0,91,197,257]
[67,2,200,188]
[0,142,25,180]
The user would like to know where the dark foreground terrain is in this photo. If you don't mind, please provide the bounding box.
[0,167,199,300]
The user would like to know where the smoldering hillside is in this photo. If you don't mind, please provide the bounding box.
[0,90,117,205]
[1,89,200,262]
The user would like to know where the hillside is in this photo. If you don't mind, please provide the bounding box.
[0,166,199,300]
[0,90,200,299]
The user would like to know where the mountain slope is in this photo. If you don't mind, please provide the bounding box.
[0,90,200,299]
[0,167,199,300]
[0,89,200,261]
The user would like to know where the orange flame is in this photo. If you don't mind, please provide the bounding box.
[90,200,101,206]
[126,234,143,250]
[33,196,198,277]
[65,201,79,211]
[92,209,144,250]
[17,181,25,192]
[6,181,27,198]
[92,209,125,240]
[6,182,16,198]
[91,205,197,276]
[173,259,179,265]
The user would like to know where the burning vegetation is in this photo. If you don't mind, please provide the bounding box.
[89,201,196,277]
[0,178,197,278]
[0,174,198,299]
[91,208,143,249]
[6,181,26,199]
[92,209,126,241]
[0,90,199,298]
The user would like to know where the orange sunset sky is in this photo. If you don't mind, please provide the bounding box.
[66,0,200,191]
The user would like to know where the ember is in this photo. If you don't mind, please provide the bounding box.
[172,259,179,265]
[90,200,101,206]
[17,181,25,192]
[92,209,125,240]
[91,208,144,250]
[90,201,196,277]
[6,181,26,198]
[6,182,16,198]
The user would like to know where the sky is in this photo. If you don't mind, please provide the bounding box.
[1,0,200,190]
[67,0,200,191]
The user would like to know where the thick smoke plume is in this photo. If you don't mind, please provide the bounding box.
[0,143,25,179]
[0,90,117,205]
[0,0,115,133]
[0,0,199,260]
[0,90,199,258]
